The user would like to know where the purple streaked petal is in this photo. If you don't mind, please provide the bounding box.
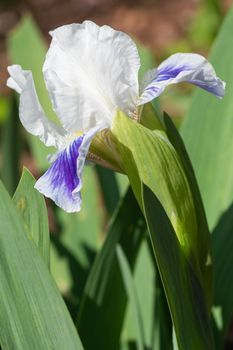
[34,126,101,212]
[138,53,226,105]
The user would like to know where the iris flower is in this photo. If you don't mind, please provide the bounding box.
[7,21,225,212]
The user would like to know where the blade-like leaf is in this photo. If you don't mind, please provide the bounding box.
[163,112,212,303]
[95,166,120,215]
[50,166,103,317]
[112,111,211,299]
[0,181,83,350]
[150,249,172,350]
[180,6,233,347]
[181,6,233,231]
[212,204,233,348]
[116,245,146,350]
[13,168,50,266]
[77,187,145,350]
[1,97,20,195]
[143,184,214,350]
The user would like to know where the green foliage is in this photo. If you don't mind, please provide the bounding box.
[112,111,209,285]
[143,184,214,350]
[77,187,145,350]
[112,111,213,349]
[182,5,233,347]
[212,204,233,348]
[13,168,50,266]
[1,97,20,195]
[116,245,145,350]
[181,6,233,231]
[0,180,84,350]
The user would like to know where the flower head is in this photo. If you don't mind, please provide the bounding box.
[7,20,225,212]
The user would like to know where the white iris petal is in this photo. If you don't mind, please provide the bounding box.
[43,21,140,133]
[7,65,66,149]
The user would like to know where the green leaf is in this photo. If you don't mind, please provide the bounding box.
[116,245,146,350]
[211,204,233,348]
[181,5,233,231]
[133,241,157,349]
[150,251,172,350]
[120,237,156,349]
[77,187,145,350]
[112,111,209,295]
[50,166,103,316]
[13,168,50,266]
[0,181,83,350]
[1,97,21,195]
[163,112,212,305]
[95,166,120,215]
[180,7,233,346]
[137,41,155,80]
[143,184,214,350]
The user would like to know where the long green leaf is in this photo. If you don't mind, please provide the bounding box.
[95,166,120,215]
[150,246,172,350]
[181,5,233,231]
[50,166,103,317]
[163,112,212,304]
[77,187,145,350]
[112,111,211,298]
[116,245,146,350]
[0,181,83,350]
[143,184,214,350]
[1,97,20,195]
[212,204,233,348]
[181,6,233,347]
[13,168,50,266]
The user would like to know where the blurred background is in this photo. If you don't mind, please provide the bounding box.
[0,0,233,349]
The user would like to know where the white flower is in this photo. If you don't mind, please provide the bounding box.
[7,21,225,212]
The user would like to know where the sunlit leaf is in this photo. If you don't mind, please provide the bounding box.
[13,168,50,266]
[0,181,83,350]
[112,111,210,293]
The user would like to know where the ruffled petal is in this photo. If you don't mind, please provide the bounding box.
[43,21,140,133]
[139,53,226,105]
[7,65,66,149]
[34,126,101,212]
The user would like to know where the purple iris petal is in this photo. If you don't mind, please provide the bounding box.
[35,136,84,212]
[35,125,103,212]
[138,53,225,105]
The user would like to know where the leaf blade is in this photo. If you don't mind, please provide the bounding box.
[181,6,233,231]
[77,187,145,350]
[13,168,50,266]
[0,181,83,350]
[143,184,214,350]
[116,245,146,350]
